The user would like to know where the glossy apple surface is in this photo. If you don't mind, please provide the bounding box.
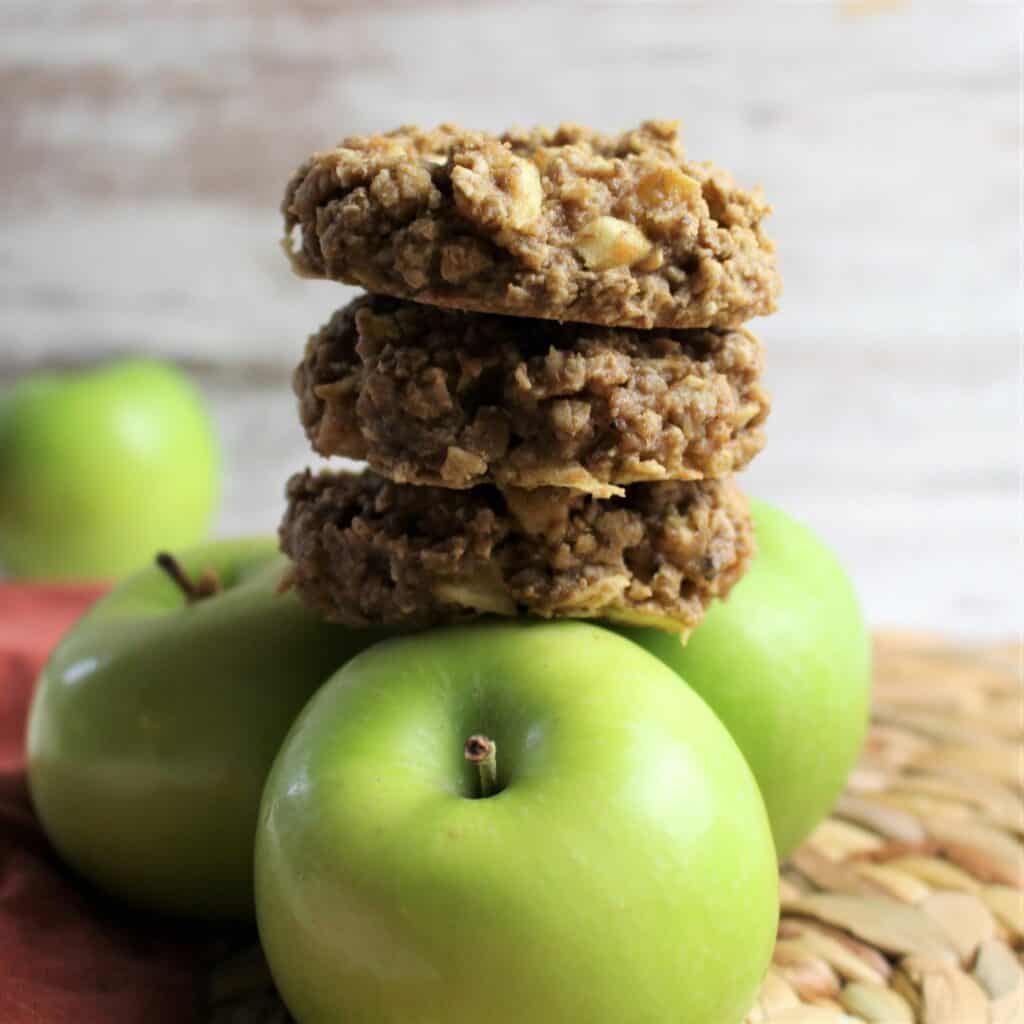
[616,499,871,859]
[256,621,778,1024]
[0,359,219,580]
[28,538,381,920]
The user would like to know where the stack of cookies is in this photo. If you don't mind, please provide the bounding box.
[278,120,778,637]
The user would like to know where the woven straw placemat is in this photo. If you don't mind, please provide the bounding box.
[202,632,1023,1023]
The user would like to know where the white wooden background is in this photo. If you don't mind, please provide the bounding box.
[1,1,1018,636]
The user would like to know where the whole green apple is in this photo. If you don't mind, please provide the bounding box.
[615,499,871,859]
[0,359,219,580]
[28,537,381,920]
[256,621,778,1024]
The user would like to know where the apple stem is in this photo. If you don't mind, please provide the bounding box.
[464,734,499,799]
[155,552,222,604]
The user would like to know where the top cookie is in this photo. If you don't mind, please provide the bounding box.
[283,120,780,329]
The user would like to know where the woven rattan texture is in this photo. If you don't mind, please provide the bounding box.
[202,633,1024,1024]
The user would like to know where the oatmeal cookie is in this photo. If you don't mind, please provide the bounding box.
[279,468,754,635]
[282,120,779,329]
[296,295,769,496]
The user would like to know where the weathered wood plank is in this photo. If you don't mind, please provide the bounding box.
[0,2,1016,363]
[0,2,1016,635]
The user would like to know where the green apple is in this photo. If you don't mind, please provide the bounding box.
[0,359,219,580]
[615,499,871,859]
[27,537,382,920]
[256,621,778,1024]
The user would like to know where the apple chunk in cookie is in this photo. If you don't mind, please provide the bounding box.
[295,294,769,496]
[278,468,754,636]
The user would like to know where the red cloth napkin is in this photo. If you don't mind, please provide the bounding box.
[0,584,200,1023]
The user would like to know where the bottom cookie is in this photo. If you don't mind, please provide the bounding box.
[279,469,753,636]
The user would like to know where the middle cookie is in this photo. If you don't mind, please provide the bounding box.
[296,294,769,498]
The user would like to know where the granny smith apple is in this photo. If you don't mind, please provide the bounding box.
[616,499,871,860]
[256,621,778,1024]
[0,359,219,580]
[28,537,382,920]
